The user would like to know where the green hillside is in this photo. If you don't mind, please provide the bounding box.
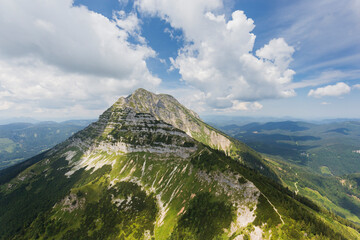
[218,121,360,225]
[1,89,359,239]
[220,121,360,175]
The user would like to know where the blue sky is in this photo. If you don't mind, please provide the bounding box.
[0,0,359,121]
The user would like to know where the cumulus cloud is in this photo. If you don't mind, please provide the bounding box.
[353,84,360,90]
[0,0,160,116]
[136,0,296,109]
[308,82,351,98]
[161,87,263,114]
[256,38,295,71]
[231,101,263,111]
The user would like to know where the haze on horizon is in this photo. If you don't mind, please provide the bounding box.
[0,0,359,121]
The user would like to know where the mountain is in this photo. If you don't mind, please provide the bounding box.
[113,89,275,178]
[201,115,304,127]
[0,120,94,170]
[0,89,359,240]
[219,121,360,225]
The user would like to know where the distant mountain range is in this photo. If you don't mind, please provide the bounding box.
[0,120,94,170]
[0,89,359,239]
[203,115,360,127]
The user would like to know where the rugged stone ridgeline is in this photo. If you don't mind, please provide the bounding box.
[114,88,232,153]
[109,88,275,178]
[57,99,198,154]
[63,107,198,177]
[59,88,267,177]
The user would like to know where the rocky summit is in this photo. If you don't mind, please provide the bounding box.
[0,89,359,240]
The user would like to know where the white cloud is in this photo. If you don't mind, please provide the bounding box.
[289,70,360,89]
[256,38,295,71]
[308,82,351,98]
[231,101,263,111]
[160,86,263,114]
[0,101,13,110]
[276,0,360,72]
[0,0,160,115]
[353,84,360,90]
[136,0,296,110]
[159,87,207,113]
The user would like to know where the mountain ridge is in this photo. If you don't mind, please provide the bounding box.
[0,88,359,240]
[111,88,275,178]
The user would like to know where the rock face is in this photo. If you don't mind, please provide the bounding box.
[0,88,357,240]
[115,88,231,152]
[110,89,272,177]
[63,108,197,177]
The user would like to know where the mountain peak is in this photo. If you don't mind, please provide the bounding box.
[106,88,273,176]
[76,88,273,181]
[127,88,183,109]
[112,88,200,130]
[131,87,153,96]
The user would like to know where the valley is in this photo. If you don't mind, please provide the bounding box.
[0,120,93,170]
[217,120,360,225]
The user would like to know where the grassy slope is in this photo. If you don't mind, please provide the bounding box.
[189,118,279,181]
[263,155,360,225]
[1,147,251,240]
[1,142,360,239]
[218,121,360,225]
[225,121,360,175]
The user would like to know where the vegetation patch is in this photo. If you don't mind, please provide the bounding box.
[170,192,234,239]
[60,181,157,240]
[253,194,281,227]
[190,147,228,173]
[13,179,158,240]
[0,157,84,240]
[320,166,332,175]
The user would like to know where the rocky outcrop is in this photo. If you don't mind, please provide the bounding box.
[113,88,232,153]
